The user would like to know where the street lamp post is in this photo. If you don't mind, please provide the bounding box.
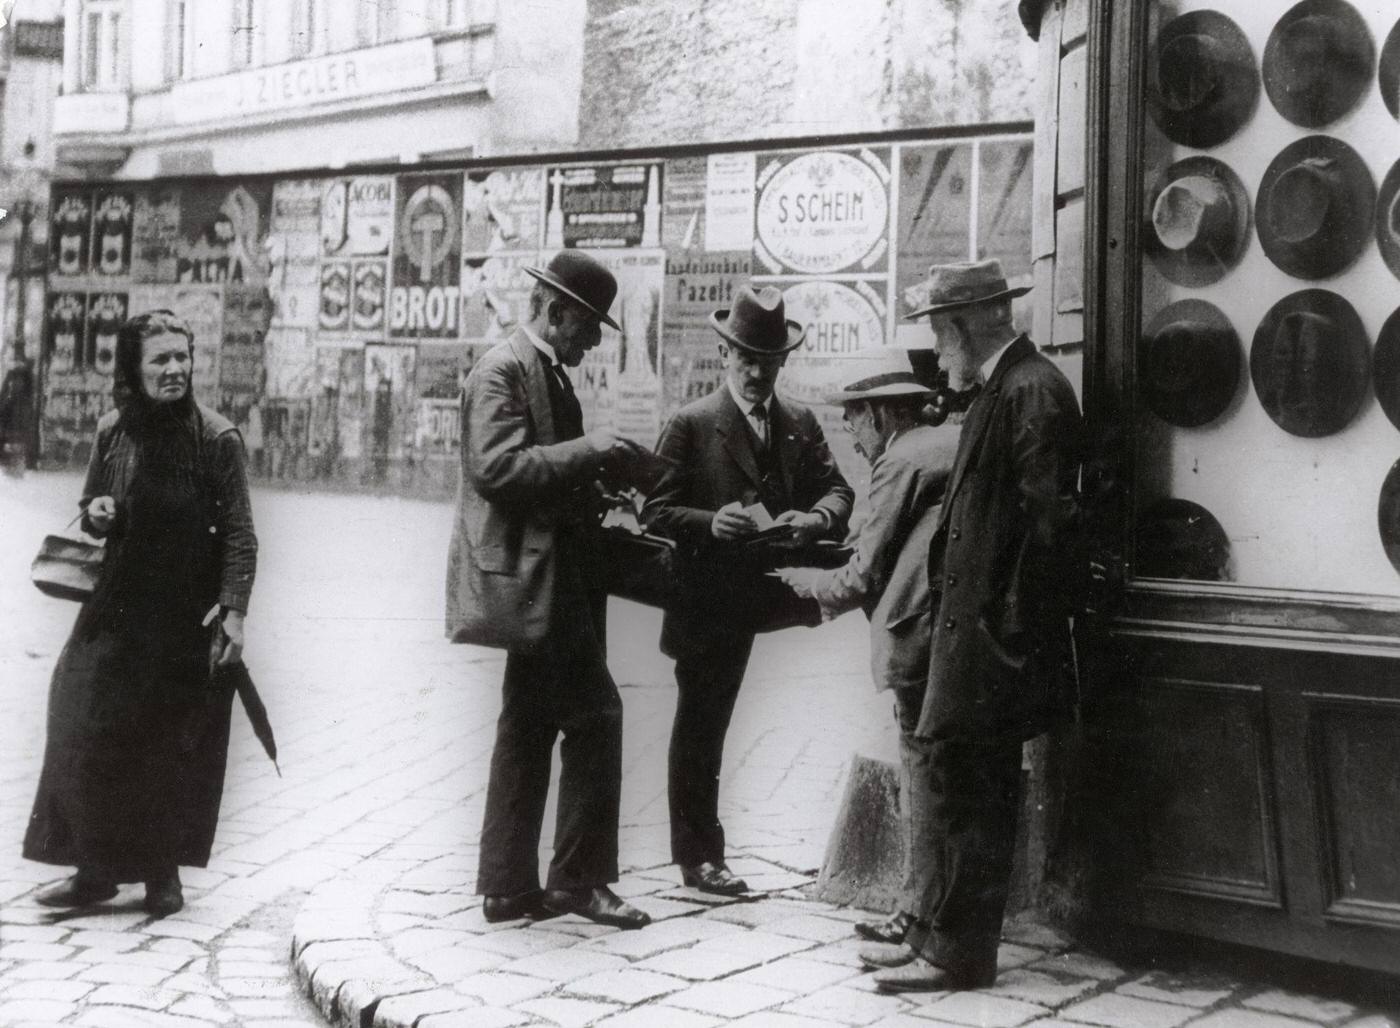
[15,198,38,467]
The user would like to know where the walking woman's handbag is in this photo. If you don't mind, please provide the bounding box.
[31,513,105,602]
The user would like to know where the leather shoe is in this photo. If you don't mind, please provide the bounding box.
[679,862,748,896]
[143,871,183,917]
[542,886,651,930]
[482,890,552,923]
[855,910,913,944]
[859,941,915,969]
[35,872,117,908]
[873,956,994,992]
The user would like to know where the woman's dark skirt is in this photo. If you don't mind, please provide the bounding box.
[23,625,234,883]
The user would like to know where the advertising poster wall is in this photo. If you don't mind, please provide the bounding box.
[460,252,538,344]
[320,176,394,258]
[131,186,182,283]
[85,292,126,376]
[390,172,463,338]
[46,292,86,375]
[221,283,273,408]
[363,343,417,473]
[91,190,134,278]
[267,178,322,328]
[660,252,753,417]
[896,143,974,316]
[175,182,271,285]
[662,156,708,253]
[573,249,665,445]
[51,191,92,278]
[544,163,663,249]
[754,148,891,277]
[463,168,543,253]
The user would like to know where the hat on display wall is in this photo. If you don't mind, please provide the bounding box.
[1146,157,1252,287]
[1147,10,1259,148]
[1376,158,1400,281]
[1382,18,1400,120]
[1256,136,1376,280]
[1263,0,1375,128]
[1370,306,1400,432]
[1140,299,1242,428]
[1136,497,1231,582]
[1250,289,1371,438]
[1379,459,1400,575]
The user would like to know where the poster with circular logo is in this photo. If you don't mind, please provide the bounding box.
[775,279,889,408]
[754,149,891,276]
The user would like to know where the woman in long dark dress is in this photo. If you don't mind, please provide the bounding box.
[24,309,257,916]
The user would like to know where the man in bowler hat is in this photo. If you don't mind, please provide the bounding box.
[643,285,853,895]
[776,347,958,947]
[447,250,653,929]
[861,259,1082,991]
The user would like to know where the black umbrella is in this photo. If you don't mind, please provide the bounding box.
[213,662,281,777]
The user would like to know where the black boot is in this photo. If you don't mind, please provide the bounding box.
[144,869,183,917]
[35,869,117,908]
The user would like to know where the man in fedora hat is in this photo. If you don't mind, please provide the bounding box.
[447,249,656,930]
[643,284,853,895]
[861,258,1082,992]
[776,347,958,947]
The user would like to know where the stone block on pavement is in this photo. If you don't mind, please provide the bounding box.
[1058,992,1198,1028]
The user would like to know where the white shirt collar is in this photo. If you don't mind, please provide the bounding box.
[522,325,560,368]
[980,336,1018,383]
[726,377,773,417]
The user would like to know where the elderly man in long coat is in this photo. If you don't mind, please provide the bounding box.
[863,259,1083,991]
[446,250,653,930]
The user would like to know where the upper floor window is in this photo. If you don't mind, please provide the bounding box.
[168,0,195,81]
[80,0,123,91]
[231,0,260,69]
[438,0,493,30]
[357,0,398,47]
[290,0,327,59]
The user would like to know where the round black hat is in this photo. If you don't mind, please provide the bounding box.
[1382,17,1400,120]
[1371,306,1400,432]
[1380,459,1400,575]
[1136,497,1231,582]
[1376,158,1400,282]
[1146,157,1252,287]
[1257,136,1376,280]
[1147,10,1259,148]
[1140,299,1242,428]
[1250,288,1371,438]
[1263,0,1375,128]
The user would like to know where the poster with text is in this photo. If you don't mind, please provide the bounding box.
[363,343,417,460]
[308,343,355,458]
[896,143,974,316]
[462,167,543,254]
[572,249,664,446]
[51,191,93,279]
[263,326,314,400]
[977,140,1034,281]
[221,283,274,406]
[544,163,662,250]
[91,190,134,278]
[131,186,182,283]
[661,251,753,418]
[662,156,707,252]
[460,252,538,343]
[85,292,126,377]
[754,148,890,276]
[176,181,272,286]
[319,260,351,331]
[350,260,387,332]
[320,176,394,258]
[390,172,463,338]
[45,370,111,457]
[774,278,890,408]
[705,152,756,252]
[414,342,471,455]
[268,179,322,330]
[46,292,87,374]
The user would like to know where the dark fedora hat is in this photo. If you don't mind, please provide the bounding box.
[1257,136,1376,280]
[1371,306,1400,432]
[1382,17,1400,120]
[1264,0,1375,128]
[1147,10,1259,148]
[523,250,621,331]
[1146,157,1252,287]
[1376,158,1400,281]
[710,285,806,354]
[1136,497,1231,582]
[1250,288,1370,438]
[903,258,1030,319]
[1140,299,1241,428]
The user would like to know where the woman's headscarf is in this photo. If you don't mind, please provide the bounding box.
[113,309,197,431]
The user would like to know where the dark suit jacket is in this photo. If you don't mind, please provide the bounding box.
[918,335,1083,741]
[643,385,854,657]
[445,329,601,652]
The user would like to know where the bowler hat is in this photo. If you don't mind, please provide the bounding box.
[1379,458,1400,574]
[904,258,1030,319]
[1146,157,1252,287]
[1257,136,1376,280]
[710,285,806,354]
[824,347,935,405]
[1371,306,1400,431]
[1263,0,1375,128]
[1381,17,1400,120]
[1136,497,1231,582]
[1140,299,1241,428]
[523,250,621,331]
[1147,10,1259,148]
[1250,289,1370,438]
[1376,158,1400,281]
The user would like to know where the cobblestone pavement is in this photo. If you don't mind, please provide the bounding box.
[3,470,1398,1028]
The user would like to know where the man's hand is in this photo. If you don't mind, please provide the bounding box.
[209,609,245,670]
[86,495,116,533]
[773,566,820,598]
[711,500,758,540]
[773,510,826,548]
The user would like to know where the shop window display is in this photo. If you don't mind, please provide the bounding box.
[1137,1,1400,597]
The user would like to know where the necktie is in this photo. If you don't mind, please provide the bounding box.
[551,364,583,440]
[751,403,769,450]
